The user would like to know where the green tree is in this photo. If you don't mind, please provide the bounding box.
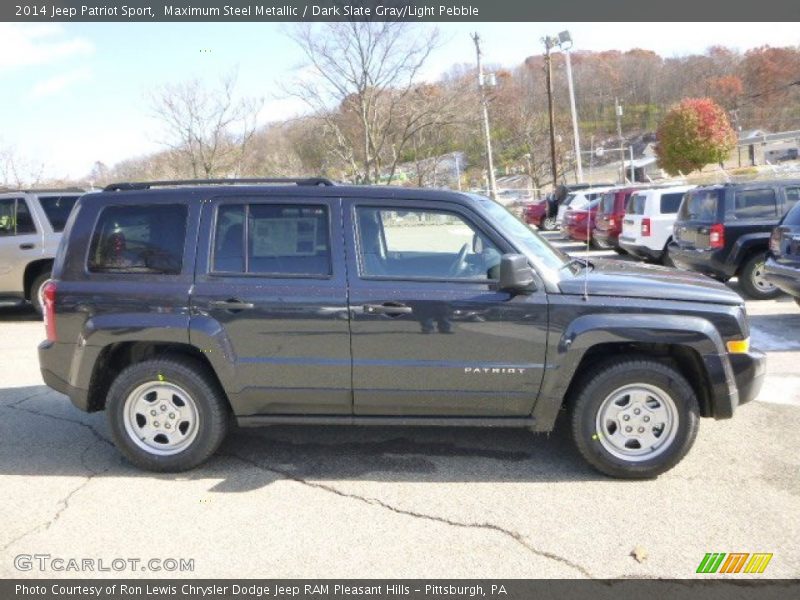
[655,98,736,175]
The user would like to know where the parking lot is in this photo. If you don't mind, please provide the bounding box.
[1,232,798,579]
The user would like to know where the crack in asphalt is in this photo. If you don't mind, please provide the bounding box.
[1,393,113,552]
[222,450,595,578]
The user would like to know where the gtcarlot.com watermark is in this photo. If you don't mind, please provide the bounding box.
[14,553,194,573]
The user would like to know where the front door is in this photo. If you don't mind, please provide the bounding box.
[0,197,41,297]
[343,198,548,417]
[192,196,352,416]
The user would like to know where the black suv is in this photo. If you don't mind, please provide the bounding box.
[764,200,800,308]
[668,180,800,299]
[39,179,765,478]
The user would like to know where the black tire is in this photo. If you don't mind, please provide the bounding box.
[738,253,782,300]
[613,247,628,256]
[106,356,230,472]
[29,271,51,316]
[661,240,675,267]
[569,357,700,479]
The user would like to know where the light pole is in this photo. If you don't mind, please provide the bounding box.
[472,33,498,200]
[556,31,583,183]
[542,36,559,195]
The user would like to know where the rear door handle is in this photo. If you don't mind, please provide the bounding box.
[363,303,413,316]
[19,243,35,250]
[210,299,255,311]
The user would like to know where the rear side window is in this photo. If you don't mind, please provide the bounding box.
[784,187,799,214]
[732,189,778,219]
[679,190,719,221]
[659,192,685,214]
[88,204,187,274]
[213,204,330,277]
[626,193,646,215]
[599,193,615,214]
[0,198,36,235]
[39,195,79,232]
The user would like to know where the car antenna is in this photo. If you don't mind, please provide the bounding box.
[583,208,591,302]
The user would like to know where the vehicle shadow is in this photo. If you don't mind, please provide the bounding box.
[0,305,40,322]
[0,385,604,490]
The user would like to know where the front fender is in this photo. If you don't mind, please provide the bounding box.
[531,313,734,431]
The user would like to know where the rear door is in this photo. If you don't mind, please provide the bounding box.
[342,197,548,417]
[0,196,41,295]
[723,186,781,250]
[191,195,352,416]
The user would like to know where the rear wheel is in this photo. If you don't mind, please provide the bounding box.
[29,271,51,316]
[661,239,675,267]
[739,253,781,300]
[570,358,699,479]
[106,356,230,472]
[543,216,557,231]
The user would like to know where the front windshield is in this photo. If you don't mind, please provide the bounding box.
[468,194,570,273]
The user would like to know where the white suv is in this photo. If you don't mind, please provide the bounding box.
[556,186,618,230]
[0,189,83,313]
[619,184,695,265]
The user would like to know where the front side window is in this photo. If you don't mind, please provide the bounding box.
[213,203,330,276]
[356,207,501,280]
[733,189,778,220]
[39,195,79,232]
[88,204,187,274]
[0,198,36,236]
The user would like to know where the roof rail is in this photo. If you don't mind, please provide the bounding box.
[103,178,335,192]
[0,187,86,194]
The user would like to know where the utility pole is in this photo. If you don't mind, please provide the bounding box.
[472,33,497,200]
[543,37,559,194]
[629,146,635,183]
[615,97,625,184]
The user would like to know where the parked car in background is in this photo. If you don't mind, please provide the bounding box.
[0,189,83,313]
[764,200,800,308]
[668,180,800,299]
[523,197,551,230]
[593,186,648,254]
[563,198,601,245]
[556,186,617,229]
[619,184,696,265]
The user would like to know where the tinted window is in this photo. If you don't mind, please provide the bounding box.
[659,192,685,214]
[39,195,79,232]
[785,187,799,214]
[357,207,501,280]
[783,202,800,226]
[626,193,647,215]
[0,198,36,235]
[733,189,778,219]
[679,190,719,221]
[88,204,187,274]
[213,204,330,276]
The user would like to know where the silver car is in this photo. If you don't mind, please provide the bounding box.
[0,189,83,313]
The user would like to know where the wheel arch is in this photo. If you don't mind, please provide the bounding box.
[23,259,54,300]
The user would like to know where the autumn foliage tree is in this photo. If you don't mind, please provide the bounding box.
[656,98,736,176]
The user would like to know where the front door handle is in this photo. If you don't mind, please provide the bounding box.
[363,303,413,316]
[19,243,35,250]
[210,299,255,311]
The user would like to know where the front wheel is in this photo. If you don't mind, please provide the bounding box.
[739,253,781,300]
[106,356,230,472]
[570,358,699,479]
[542,216,557,231]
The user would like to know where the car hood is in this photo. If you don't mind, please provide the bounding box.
[558,259,743,305]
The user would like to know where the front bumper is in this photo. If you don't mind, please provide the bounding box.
[668,244,734,280]
[729,349,767,410]
[763,258,800,298]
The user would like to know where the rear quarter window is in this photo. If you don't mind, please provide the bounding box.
[659,192,685,214]
[732,189,778,220]
[87,204,188,274]
[784,186,799,214]
[38,195,79,232]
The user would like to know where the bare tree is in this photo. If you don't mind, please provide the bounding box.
[151,71,263,179]
[0,145,45,188]
[288,22,443,184]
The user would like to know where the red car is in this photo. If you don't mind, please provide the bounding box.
[564,198,601,244]
[593,186,645,253]
[522,195,557,230]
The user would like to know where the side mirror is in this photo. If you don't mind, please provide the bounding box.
[498,254,536,294]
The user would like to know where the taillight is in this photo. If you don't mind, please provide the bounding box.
[43,280,57,342]
[641,218,651,237]
[709,223,725,249]
[608,217,615,228]
[769,228,781,254]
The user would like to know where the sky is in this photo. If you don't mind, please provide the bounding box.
[1,21,798,180]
